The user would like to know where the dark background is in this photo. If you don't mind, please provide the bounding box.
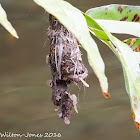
[0,0,140,139]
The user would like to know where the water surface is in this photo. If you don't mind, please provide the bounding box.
[0,0,140,139]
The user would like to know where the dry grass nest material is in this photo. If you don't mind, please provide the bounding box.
[47,15,88,124]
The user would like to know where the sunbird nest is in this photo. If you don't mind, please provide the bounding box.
[48,15,88,124]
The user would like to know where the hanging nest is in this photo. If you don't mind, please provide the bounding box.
[47,15,88,124]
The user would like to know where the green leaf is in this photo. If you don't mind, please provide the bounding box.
[124,38,140,52]
[103,29,140,126]
[86,4,140,37]
[123,66,140,131]
[34,0,110,98]
[84,13,140,128]
[86,4,140,22]
[84,13,118,56]
[0,4,18,38]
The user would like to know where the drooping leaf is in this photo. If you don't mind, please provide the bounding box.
[104,30,140,132]
[84,13,140,130]
[123,67,140,131]
[0,4,19,38]
[86,4,140,37]
[33,0,110,98]
[123,39,140,130]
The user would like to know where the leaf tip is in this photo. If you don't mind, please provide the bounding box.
[85,9,89,15]
[102,92,110,99]
[14,34,19,39]
[11,32,19,39]
[131,108,140,131]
